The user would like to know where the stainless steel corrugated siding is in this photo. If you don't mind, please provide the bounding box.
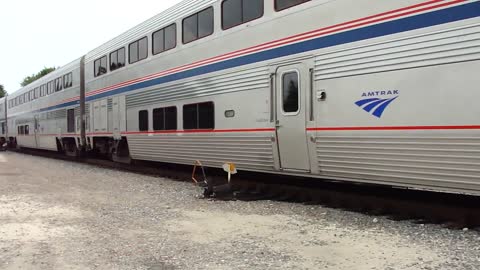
[128,134,274,170]
[316,135,480,191]
[46,109,67,120]
[86,0,216,62]
[126,67,269,108]
[314,23,480,80]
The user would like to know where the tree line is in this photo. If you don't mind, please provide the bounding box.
[0,67,56,98]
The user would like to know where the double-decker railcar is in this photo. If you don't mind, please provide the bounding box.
[7,59,81,152]
[6,0,480,195]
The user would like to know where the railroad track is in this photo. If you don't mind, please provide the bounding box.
[8,147,480,230]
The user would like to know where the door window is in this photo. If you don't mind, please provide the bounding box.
[282,71,299,113]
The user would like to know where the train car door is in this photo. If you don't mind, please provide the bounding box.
[275,63,310,171]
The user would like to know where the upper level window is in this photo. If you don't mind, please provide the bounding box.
[183,102,214,130]
[153,23,177,55]
[110,47,125,71]
[34,87,40,99]
[222,0,263,30]
[47,81,54,95]
[183,7,214,44]
[153,106,177,131]
[275,0,310,11]
[29,90,34,100]
[55,77,63,92]
[63,72,73,88]
[94,56,107,77]
[129,37,148,64]
[40,85,46,97]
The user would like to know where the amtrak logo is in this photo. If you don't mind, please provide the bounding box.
[355,90,399,118]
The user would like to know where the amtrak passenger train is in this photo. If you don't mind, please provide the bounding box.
[2,0,480,195]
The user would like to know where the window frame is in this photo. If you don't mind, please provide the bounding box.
[47,81,54,95]
[63,72,73,89]
[152,23,177,56]
[40,85,46,97]
[153,106,178,131]
[182,7,214,44]
[129,37,148,64]
[182,101,215,130]
[94,55,108,77]
[109,47,126,71]
[55,77,63,92]
[221,0,264,30]
[274,0,311,11]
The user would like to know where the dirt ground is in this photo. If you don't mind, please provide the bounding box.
[0,152,479,269]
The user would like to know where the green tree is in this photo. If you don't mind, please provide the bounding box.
[0,85,6,98]
[21,67,56,87]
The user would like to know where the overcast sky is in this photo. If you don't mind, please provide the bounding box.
[0,0,183,93]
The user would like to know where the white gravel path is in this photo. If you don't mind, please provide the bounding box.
[0,151,479,270]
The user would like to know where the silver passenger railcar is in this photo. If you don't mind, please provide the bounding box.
[0,97,6,145]
[6,0,480,195]
[7,59,81,151]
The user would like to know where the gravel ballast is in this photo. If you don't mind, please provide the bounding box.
[0,152,479,270]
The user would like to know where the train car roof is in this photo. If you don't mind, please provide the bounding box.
[85,0,214,63]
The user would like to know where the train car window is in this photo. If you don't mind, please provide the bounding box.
[47,81,54,95]
[55,77,63,92]
[153,108,164,131]
[40,85,46,97]
[63,73,73,88]
[183,102,214,130]
[139,110,149,131]
[129,37,148,64]
[34,87,40,99]
[183,104,197,130]
[198,7,214,39]
[110,51,118,70]
[25,125,29,135]
[110,47,126,71]
[30,90,35,100]
[153,23,177,55]
[275,0,311,11]
[222,0,263,30]
[165,106,177,130]
[139,37,148,61]
[153,106,177,131]
[198,102,214,129]
[24,93,29,103]
[63,74,69,88]
[94,56,108,77]
[282,71,299,113]
[183,7,214,44]
[129,42,138,63]
[69,73,73,87]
